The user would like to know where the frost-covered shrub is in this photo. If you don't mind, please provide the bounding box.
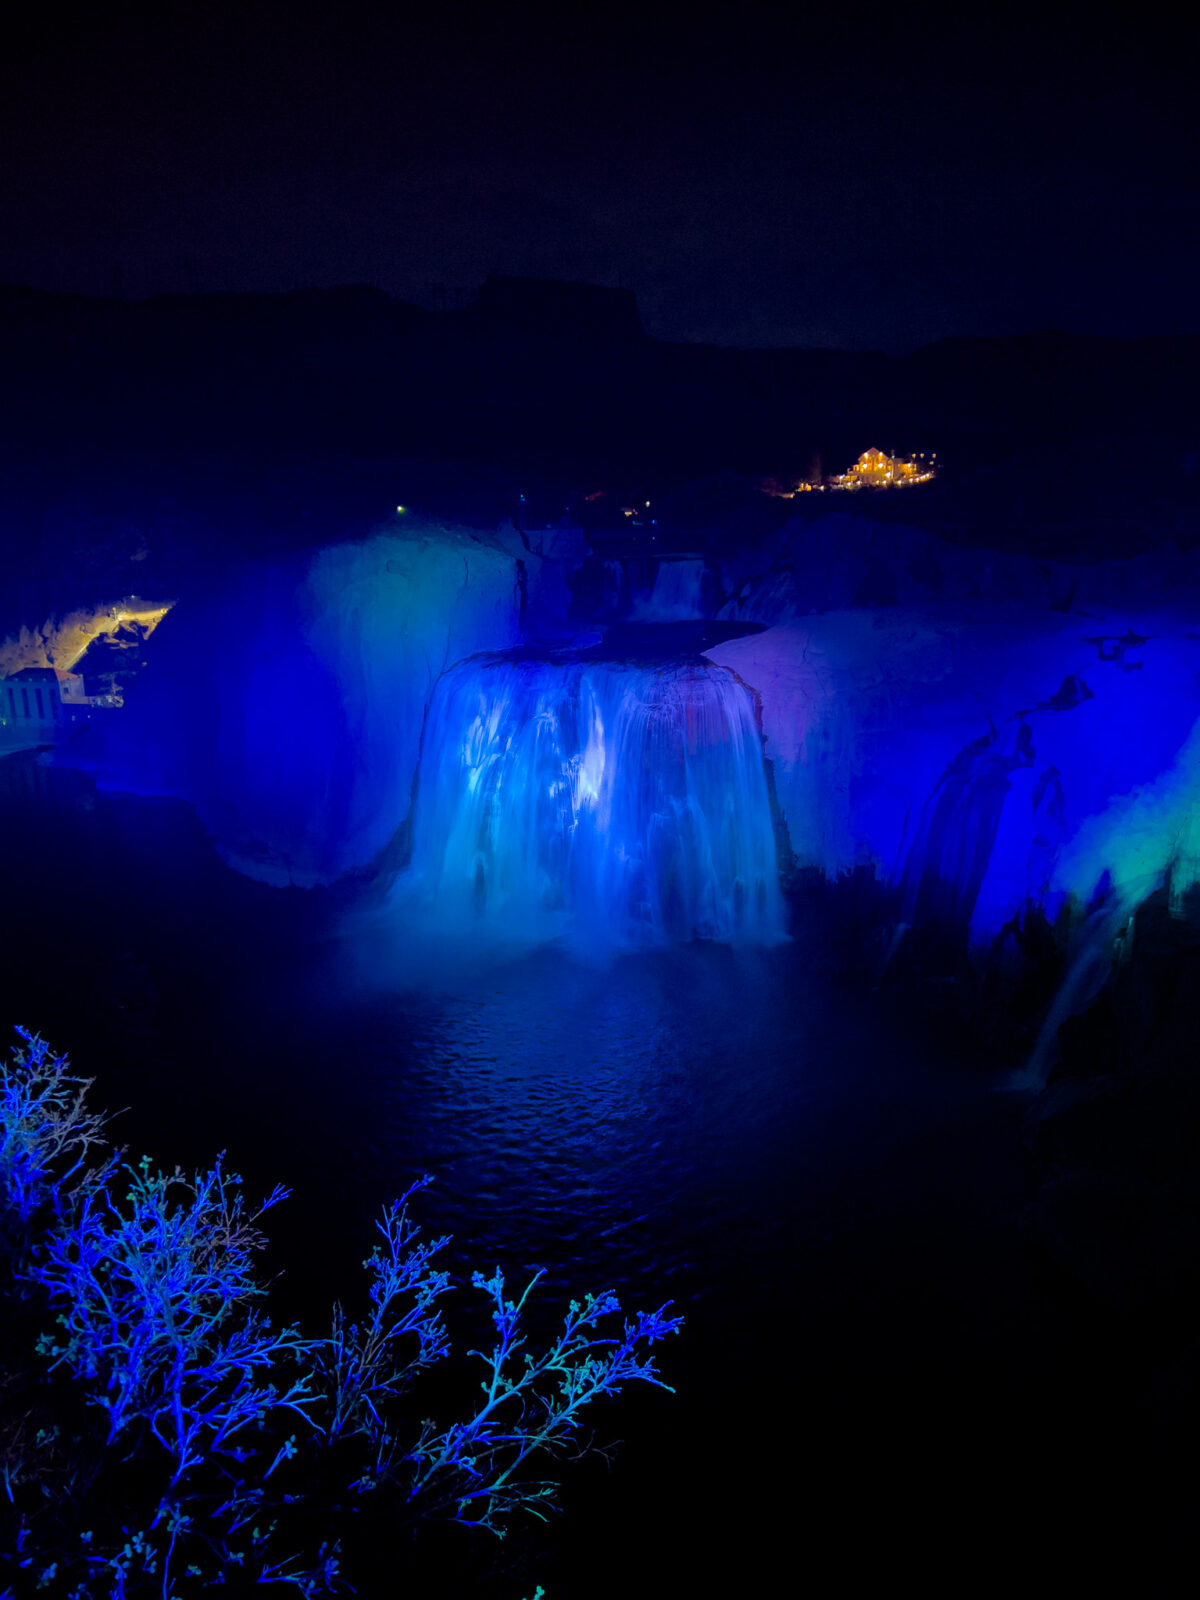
[0,1028,113,1239]
[0,1031,681,1597]
[30,1157,313,1484]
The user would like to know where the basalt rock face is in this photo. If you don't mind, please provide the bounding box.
[72,491,1200,979]
[707,599,1200,956]
[716,512,1200,626]
[699,510,1200,971]
[716,513,1050,621]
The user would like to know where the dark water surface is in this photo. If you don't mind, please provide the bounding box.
[0,753,1182,1594]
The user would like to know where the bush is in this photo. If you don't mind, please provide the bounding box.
[0,1029,681,1597]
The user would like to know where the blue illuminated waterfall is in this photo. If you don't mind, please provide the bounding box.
[407,653,785,946]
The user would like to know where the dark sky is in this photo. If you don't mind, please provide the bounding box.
[3,3,1197,350]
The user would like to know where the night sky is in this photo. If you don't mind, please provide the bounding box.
[3,3,1196,351]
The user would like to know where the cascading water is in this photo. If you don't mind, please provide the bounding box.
[899,721,1036,938]
[406,651,785,947]
[628,559,708,621]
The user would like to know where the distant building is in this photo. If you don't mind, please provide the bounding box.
[0,666,90,734]
[831,448,936,490]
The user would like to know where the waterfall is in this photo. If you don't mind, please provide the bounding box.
[898,721,1036,939]
[628,560,708,621]
[406,652,785,947]
[1014,869,1167,1089]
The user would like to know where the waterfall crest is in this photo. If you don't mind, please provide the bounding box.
[407,653,785,947]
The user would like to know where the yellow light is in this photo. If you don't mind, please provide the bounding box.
[397,505,405,513]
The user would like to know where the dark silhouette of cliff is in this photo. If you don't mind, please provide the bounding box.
[472,275,644,341]
[1,274,1198,619]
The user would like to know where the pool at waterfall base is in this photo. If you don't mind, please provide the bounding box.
[0,751,1187,1595]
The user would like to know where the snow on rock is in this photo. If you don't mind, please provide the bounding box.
[1052,713,1200,917]
[101,521,524,885]
[709,602,1200,947]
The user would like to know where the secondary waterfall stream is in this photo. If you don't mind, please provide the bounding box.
[406,650,785,946]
